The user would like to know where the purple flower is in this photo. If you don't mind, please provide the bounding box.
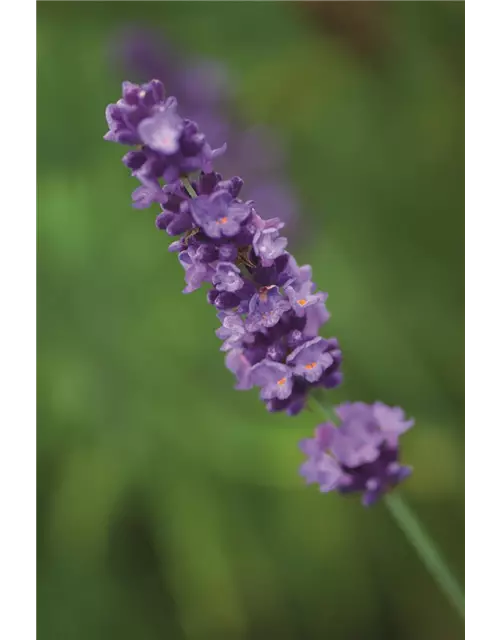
[335,434,413,506]
[287,337,333,383]
[216,314,251,352]
[245,286,291,333]
[190,191,251,239]
[331,409,383,468]
[213,262,244,293]
[299,426,345,492]
[217,244,238,262]
[266,389,308,416]
[285,279,328,317]
[132,184,166,209]
[253,219,288,266]
[303,301,331,338]
[321,368,343,389]
[287,329,305,350]
[169,212,193,236]
[266,341,287,362]
[122,149,148,171]
[225,349,252,390]
[371,402,415,446]
[156,211,173,231]
[250,360,293,401]
[218,176,244,199]
[192,243,218,264]
[211,291,242,311]
[300,455,344,493]
[162,203,193,236]
[137,100,184,154]
[249,253,290,288]
[281,255,312,287]
[299,403,414,506]
[104,79,166,145]
[178,247,214,294]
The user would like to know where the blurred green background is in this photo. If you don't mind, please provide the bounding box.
[37,2,464,639]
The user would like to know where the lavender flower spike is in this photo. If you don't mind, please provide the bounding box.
[104,79,469,620]
[105,81,342,415]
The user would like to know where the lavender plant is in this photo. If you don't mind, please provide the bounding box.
[105,79,464,617]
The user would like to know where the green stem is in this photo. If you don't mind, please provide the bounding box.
[384,492,464,619]
[181,176,198,199]
[308,394,337,423]
[310,395,464,619]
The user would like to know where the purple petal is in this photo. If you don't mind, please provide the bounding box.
[138,107,183,154]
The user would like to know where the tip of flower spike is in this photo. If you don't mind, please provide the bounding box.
[105,82,221,180]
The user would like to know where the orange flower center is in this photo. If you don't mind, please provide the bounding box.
[297,299,307,306]
[305,362,317,370]
[217,216,228,224]
[259,286,273,302]
[277,377,287,386]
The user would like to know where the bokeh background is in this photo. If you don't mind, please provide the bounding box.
[37,2,464,639]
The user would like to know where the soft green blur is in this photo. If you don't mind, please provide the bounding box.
[37,3,464,639]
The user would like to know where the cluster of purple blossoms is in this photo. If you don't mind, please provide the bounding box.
[105,79,342,415]
[105,79,414,505]
[111,27,299,232]
[299,403,414,505]
[105,79,226,207]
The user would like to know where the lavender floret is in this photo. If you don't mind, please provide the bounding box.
[190,191,252,239]
[287,337,334,383]
[213,263,244,293]
[249,360,293,401]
